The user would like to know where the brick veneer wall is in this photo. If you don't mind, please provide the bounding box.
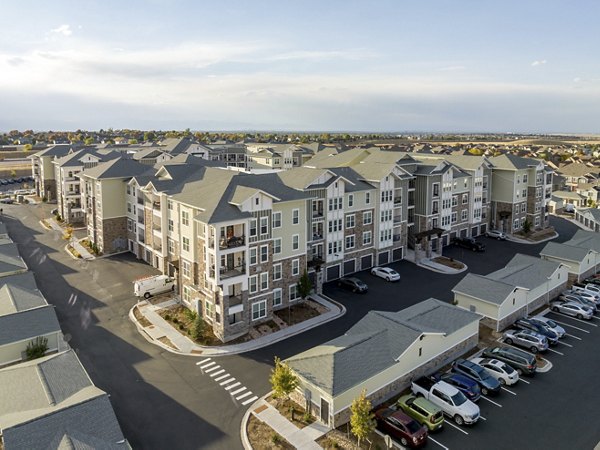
[101,217,128,253]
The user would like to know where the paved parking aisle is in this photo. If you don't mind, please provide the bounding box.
[196,358,259,406]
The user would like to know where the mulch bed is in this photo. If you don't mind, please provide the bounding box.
[133,306,152,328]
[274,301,321,326]
[317,427,389,450]
[432,256,465,269]
[159,305,222,346]
[247,414,294,450]
[266,397,314,429]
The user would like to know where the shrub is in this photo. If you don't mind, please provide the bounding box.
[173,317,179,324]
[164,314,171,321]
[26,336,48,360]
[184,308,197,322]
[270,433,281,444]
[178,324,185,331]
[191,314,205,341]
[42,196,47,202]
[303,412,312,423]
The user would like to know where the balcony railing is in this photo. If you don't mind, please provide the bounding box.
[307,256,324,268]
[393,197,402,204]
[393,215,402,224]
[393,234,402,242]
[228,295,243,306]
[219,235,245,250]
[312,211,324,219]
[152,201,160,210]
[219,264,246,279]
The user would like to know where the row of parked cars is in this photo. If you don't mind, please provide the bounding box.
[373,310,566,447]
[0,176,33,185]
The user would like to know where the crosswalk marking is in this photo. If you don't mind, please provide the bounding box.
[242,396,258,406]
[210,369,225,377]
[205,365,221,373]
[236,391,252,400]
[197,359,214,368]
[196,358,212,366]
[220,377,236,386]
[214,374,230,381]
[225,382,241,391]
[230,387,246,396]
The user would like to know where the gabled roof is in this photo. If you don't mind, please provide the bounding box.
[305,147,367,168]
[286,299,480,397]
[452,273,519,306]
[487,254,565,290]
[0,279,47,316]
[31,144,73,159]
[540,241,593,263]
[577,208,600,223]
[0,242,28,276]
[490,154,542,170]
[0,350,126,450]
[81,157,153,180]
[276,167,333,190]
[566,229,600,253]
[558,162,600,178]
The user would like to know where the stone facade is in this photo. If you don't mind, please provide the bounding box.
[101,217,128,254]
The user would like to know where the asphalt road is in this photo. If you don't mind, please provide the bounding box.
[3,202,596,450]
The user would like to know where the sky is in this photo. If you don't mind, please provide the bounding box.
[1,0,599,133]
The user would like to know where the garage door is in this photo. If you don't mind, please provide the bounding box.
[450,231,456,242]
[471,226,478,237]
[326,265,340,282]
[392,248,403,261]
[378,251,389,266]
[343,259,356,275]
[442,235,449,247]
[480,224,487,234]
[361,254,373,270]
[460,229,467,238]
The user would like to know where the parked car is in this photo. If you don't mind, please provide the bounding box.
[570,286,600,304]
[514,318,560,344]
[550,301,594,320]
[0,179,6,185]
[451,359,501,395]
[435,373,480,402]
[0,198,14,204]
[374,407,428,448]
[558,293,598,311]
[411,378,480,425]
[530,316,565,338]
[469,357,519,386]
[337,277,368,293]
[397,395,444,432]
[485,229,507,240]
[481,346,537,376]
[371,266,401,282]
[582,277,600,287]
[503,329,549,353]
[453,237,486,252]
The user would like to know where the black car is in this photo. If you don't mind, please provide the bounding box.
[451,358,501,395]
[514,318,559,344]
[337,277,368,293]
[481,346,537,376]
[453,237,485,252]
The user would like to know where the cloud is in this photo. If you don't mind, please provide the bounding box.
[531,59,547,67]
[573,77,581,83]
[50,24,72,36]
[438,65,466,72]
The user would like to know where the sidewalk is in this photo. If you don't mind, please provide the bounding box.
[131,294,345,356]
[405,248,468,274]
[42,217,95,260]
[245,396,329,450]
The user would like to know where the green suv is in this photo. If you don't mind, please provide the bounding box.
[397,394,444,431]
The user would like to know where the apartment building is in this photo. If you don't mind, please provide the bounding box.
[29,144,73,201]
[52,148,120,225]
[80,158,152,255]
[490,154,552,233]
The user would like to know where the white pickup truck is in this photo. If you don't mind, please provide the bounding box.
[411,377,480,426]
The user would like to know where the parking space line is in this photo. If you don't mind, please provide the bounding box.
[590,315,600,321]
[242,395,259,405]
[480,396,502,407]
[501,387,517,395]
[554,314,598,327]
[428,436,449,450]
[236,391,252,401]
[519,378,530,385]
[546,348,564,355]
[444,421,469,435]
[565,333,583,340]
[230,387,246,396]
[548,318,591,333]
[556,341,573,347]
[204,365,221,373]
[479,415,487,421]
[210,369,225,377]
[214,373,230,381]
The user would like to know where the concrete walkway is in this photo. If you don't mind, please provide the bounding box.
[131,294,345,356]
[43,217,95,259]
[250,398,329,450]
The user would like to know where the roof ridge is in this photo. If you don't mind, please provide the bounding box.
[36,364,56,406]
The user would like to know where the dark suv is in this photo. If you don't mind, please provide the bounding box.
[337,277,368,293]
[451,359,501,395]
[453,237,485,252]
[482,346,537,376]
[514,318,559,345]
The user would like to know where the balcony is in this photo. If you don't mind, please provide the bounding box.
[311,233,324,242]
[219,235,245,250]
[138,235,145,244]
[393,215,402,224]
[307,256,324,269]
[137,214,144,224]
[393,234,402,242]
[393,197,402,205]
[228,295,243,307]
[219,264,246,280]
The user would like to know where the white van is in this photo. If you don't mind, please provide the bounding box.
[134,275,175,299]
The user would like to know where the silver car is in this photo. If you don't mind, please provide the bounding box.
[550,301,594,320]
[470,357,519,386]
[503,329,548,353]
[559,293,598,311]
[530,316,565,338]
[485,229,507,240]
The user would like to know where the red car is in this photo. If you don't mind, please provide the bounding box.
[375,407,428,448]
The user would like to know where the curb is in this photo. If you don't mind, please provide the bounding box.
[417,260,468,275]
[64,243,82,261]
[507,231,559,245]
[129,295,347,357]
[39,220,52,231]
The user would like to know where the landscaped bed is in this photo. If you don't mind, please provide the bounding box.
[432,256,465,269]
[273,300,324,326]
[247,414,294,450]
[133,306,152,328]
[266,396,314,429]
[317,426,388,450]
[159,305,222,346]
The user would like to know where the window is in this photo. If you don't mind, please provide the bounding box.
[127,185,131,195]
[250,219,257,237]
[168,200,173,210]
[514,219,520,229]
[432,201,439,214]
[272,212,282,228]
[273,289,282,306]
[127,202,132,213]
[346,214,355,228]
[182,237,190,252]
[181,211,189,226]
[292,209,299,225]
[289,284,299,301]
[521,217,526,227]
[274,238,282,255]
[381,210,392,222]
[523,174,528,183]
[328,240,342,255]
[168,219,174,232]
[182,286,192,303]
[260,217,268,235]
[251,300,267,321]
[292,259,300,276]
[249,275,258,293]
[380,229,392,242]
[517,175,521,184]
[168,238,175,254]
[182,260,191,279]
[260,245,269,263]
[292,234,299,251]
[249,247,257,265]
[462,194,468,204]
[461,209,468,221]
[345,235,355,249]
[363,211,373,225]
[328,219,342,232]
[348,194,354,207]
[521,203,526,213]
[205,301,213,318]
[433,183,440,197]
[273,263,282,281]
[365,192,371,204]
[328,197,343,211]
[260,272,269,290]
[535,216,540,227]
[363,231,372,245]
[451,212,457,223]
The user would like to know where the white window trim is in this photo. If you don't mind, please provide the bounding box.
[251,300,267,321]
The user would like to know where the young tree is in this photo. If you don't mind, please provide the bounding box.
[26,336,48,360]
[522,219,532,235]
[270,357,298,405]
[191,314,205,341]
[350,389,375,448]
[297,270,312,301]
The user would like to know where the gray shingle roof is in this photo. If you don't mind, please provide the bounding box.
[487,253,565,290]
[568,229,600,252]
[491,154,541,170]
[81,158,153,180]
[0,243,28,277]
[32,144,73,159]
[0,305,61,346]
[286,299,480,397]
[453,273,520,305]
[540,241,592,263]
[0,280,47,315]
